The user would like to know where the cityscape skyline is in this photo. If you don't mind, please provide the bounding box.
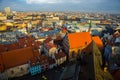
[0,1,120,79]
[0,0,120,13]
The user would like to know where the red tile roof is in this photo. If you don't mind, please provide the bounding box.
[44,37,52,43]
[33,50,40,56]
[44,43,56,50]
[55,51,66,60]
[29,54,48,66]
[48,58,55,65]
[92,36,104,49]
[37,41,42,45]
[1,47,34,69]
[4,43,19,51]
[68,32,92,49]
[39,55,49,65]
[0,55,4,72]
[29,57,38,66]
[0,44,5,52]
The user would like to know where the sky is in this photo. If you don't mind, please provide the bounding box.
[0,0,120,13]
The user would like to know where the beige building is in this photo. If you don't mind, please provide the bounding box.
[54,50,66,65]
[5,7,10,15]
[0,16,7,20]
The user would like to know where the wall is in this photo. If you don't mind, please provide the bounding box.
[6,64,29,78]
[49,47,56,57]
[56,56,66,65]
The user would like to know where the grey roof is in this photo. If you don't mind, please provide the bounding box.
[37,29,60,37]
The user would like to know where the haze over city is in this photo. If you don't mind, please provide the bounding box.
[0,0,120,13]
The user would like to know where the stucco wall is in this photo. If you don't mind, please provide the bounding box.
[6,64,29,78]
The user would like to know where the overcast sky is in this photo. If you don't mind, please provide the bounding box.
[0,0,120,13]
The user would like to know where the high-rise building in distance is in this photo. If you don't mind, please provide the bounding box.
[4,7,10,15]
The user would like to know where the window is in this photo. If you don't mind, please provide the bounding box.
[11,70,14,74]
[21,67,24,71]
[72,51,75,58]
[85,42,87,45]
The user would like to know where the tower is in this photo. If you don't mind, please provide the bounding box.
[4,7,10,15]
[88,20,92,32]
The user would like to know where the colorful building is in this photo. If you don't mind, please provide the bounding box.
[0,47,39,79]
[28,57,41,76]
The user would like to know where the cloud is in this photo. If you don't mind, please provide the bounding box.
[25,0,108,4]
[26,0,62,4]
[25,0,88,4]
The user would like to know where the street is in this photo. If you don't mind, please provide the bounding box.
[11,63,67,80]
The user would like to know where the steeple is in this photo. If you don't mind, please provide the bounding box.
[88,20,92,32]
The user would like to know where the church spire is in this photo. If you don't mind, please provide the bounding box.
[88,20,92,32]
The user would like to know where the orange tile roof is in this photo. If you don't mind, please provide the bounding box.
[101,20,111,24]
[92,36,103,49]
[1,47,34,69]
[68,32,92,49]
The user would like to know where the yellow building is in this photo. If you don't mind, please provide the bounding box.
[63,32,103,61]
[53,17,59,20]
[0,12,3,16]
[0,16,7,20]
[14,23,27,28]
[63,32,92,61]
[0,25,7,31]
